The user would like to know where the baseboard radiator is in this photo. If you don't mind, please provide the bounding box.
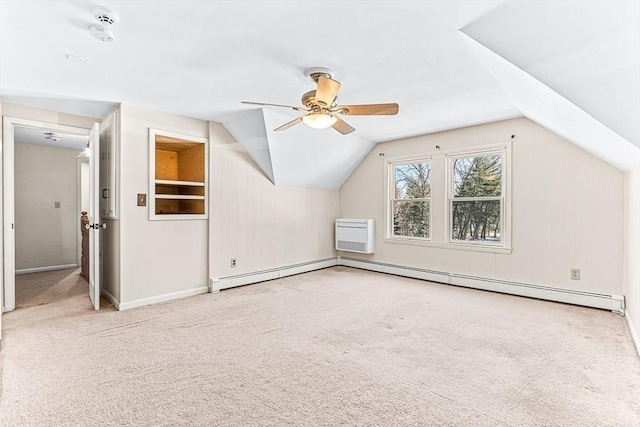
[213,257,339,291]
[338,257,625,314]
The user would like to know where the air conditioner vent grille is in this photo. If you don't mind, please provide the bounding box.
[337,240,367,252]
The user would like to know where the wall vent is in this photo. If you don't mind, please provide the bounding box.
[335,219,375,254]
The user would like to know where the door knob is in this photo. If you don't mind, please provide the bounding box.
[86,223,107,230]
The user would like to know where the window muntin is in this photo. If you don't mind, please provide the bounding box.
[450,153,503,244]
[391,161,431,239]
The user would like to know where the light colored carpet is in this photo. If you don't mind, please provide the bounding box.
[1,266,638,426]
[15,268,89,309]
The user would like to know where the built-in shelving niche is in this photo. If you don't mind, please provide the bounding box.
[149,129,208,220]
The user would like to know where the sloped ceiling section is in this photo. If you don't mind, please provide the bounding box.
[223,109,275,183]
[224,109,375,189]
[462,34,639,171]
[461,0,640,171]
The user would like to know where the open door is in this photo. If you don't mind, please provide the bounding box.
[88,123,101,310]
[1,103,3,340]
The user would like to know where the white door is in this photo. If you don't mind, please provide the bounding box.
[0,102,3,340]
[88,123,101,310]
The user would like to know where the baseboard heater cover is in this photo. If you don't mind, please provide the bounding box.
[213,257,339,291]
[338,257,624,314]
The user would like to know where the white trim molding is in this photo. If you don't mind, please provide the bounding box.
[626,312,640,357]
[213,257,338,291]
[101,288,121,310]
[16,264,79,275]
[339,257,625,314]
[118,286,209,311]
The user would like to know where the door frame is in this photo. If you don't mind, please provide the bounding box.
[2,117,92,312]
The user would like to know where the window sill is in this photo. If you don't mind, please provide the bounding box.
[383,237,512,254]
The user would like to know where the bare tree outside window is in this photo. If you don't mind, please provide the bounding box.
[451,154,502,243]
[392,161,431,238]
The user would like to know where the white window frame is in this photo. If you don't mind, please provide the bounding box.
[385,156,432,242]
[446,144,511,250]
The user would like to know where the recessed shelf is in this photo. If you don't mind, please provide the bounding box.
[149,129,208,220]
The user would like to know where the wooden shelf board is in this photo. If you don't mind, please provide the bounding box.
[155,179,205,187]
[155,195,205,200]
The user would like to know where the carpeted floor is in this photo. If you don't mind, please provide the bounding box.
[1,266,638,426]
[15,268,89,309]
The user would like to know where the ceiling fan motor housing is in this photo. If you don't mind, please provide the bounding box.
[305,67,335,83]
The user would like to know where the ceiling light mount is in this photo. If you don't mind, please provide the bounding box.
[305,67,335,83]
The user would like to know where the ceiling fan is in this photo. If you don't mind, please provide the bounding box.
[241,67,399,135]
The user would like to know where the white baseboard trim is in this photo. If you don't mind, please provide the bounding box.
[101,289,121,310]
[626,312,640,357]
[339,257,625,313]
[16,264,78,275]
[118,286,209,311]
[214,257,338,291]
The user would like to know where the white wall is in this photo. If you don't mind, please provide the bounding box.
[118,104,209,303]
[209,123,339,281]
[340,118,625,296]
[624,164,640,352]
[1,103,98,130]
[14,143,81,270]
[117,106,339,305]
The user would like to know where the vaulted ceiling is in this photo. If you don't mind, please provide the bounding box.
[0,1,638,188]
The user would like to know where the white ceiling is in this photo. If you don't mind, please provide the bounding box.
[14,125,88,151]
[0,1,638,187]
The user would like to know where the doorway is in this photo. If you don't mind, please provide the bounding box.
[2,118,100,314]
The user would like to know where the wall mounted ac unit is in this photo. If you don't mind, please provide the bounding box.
[335,218,375,254]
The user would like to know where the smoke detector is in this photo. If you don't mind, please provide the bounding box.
[93,7,120,26]
[89,24,115,42]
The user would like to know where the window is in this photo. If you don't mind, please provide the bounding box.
[390,160,431,239]
[384,143,510,253]
[449,151,504,245]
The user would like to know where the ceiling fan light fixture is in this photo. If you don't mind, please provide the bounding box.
[44,132,62,142]
[302,113,337,129]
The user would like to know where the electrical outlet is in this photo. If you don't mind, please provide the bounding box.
[230,258,237,268]
[570,269,580,280]
[54,201,61,208]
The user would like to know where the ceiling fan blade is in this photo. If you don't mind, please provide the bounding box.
[315,76,341,107]
[241,101,308,111]
[274,116,303,132]
[331,116,355,135]
[333,103,399,115]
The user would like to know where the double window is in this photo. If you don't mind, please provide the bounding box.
[387,145,510,251]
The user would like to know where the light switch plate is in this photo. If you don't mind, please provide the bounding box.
[54,201,61,208]
[137,194,147,206]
